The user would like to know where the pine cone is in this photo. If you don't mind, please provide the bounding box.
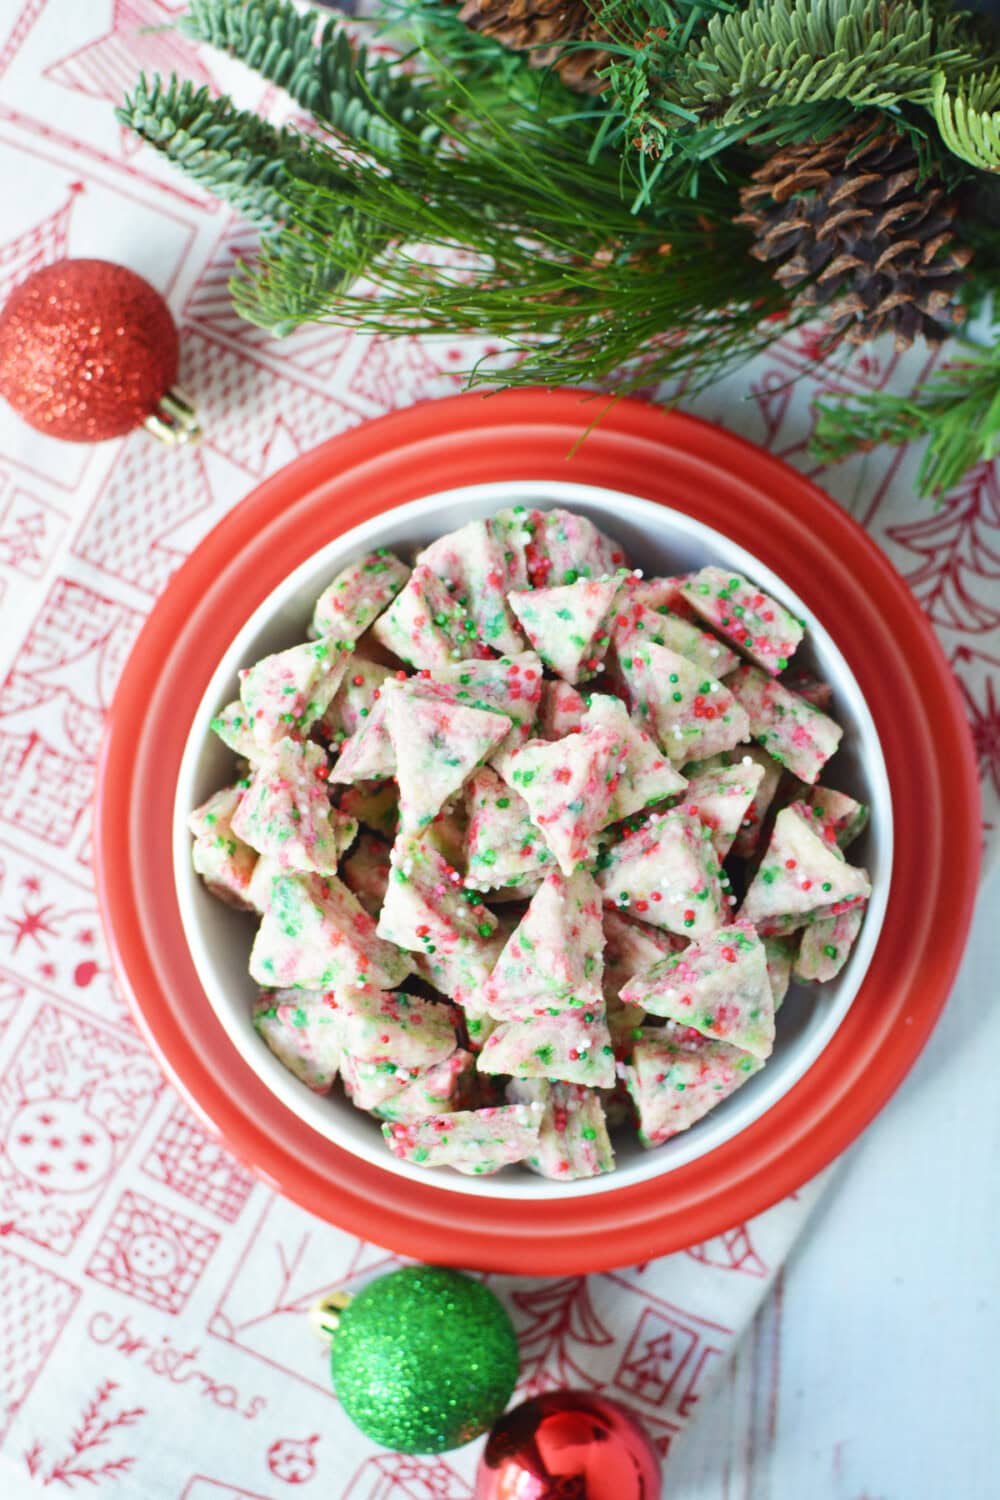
[735,121,973,348]
[456,0,610,94]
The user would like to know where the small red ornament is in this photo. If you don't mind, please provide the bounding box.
[475,1390,661,1500]
[0,258,199,444]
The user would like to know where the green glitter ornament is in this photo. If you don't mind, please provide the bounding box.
[315,1266,519,1453]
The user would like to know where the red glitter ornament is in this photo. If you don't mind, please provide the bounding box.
[475,1390,661,1500]
[0,258,198,444]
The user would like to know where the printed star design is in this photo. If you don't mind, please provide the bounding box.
[0,903,60,954]
[43,0,216,159]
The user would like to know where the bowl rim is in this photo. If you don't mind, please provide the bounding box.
[172,477,892,1200]
[93,388,981,1271]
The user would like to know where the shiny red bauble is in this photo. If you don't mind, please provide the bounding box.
[475,1390,661,1500]
[0,258,179,441]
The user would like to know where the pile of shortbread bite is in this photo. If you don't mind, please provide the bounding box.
[189,506,870,1180]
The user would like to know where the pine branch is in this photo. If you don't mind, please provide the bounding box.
[668,0,985,127]
[116,75,326,226]
[810,343,1000,498]
[180,0,441,156]
[932,67,1000,173]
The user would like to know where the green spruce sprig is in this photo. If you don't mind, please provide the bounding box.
[179,0,441,155]
[810,342,1000,498]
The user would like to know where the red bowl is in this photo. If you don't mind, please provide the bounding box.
[94,388,980,1273]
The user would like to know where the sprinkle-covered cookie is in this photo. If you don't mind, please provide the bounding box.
[249,872,413,991]
[509,576,622,684]
[334,988,458,1069]
[478,1008,615,1089]
[373,1049,474,1122]
[502,725,628,874]
[384,677,512,833]
[484,868,604,1016]
[625,1033,763,1146]
[311,550,410,646]
[240,638,349,751]
[794,903,867,983]
[417,518,525,654]
[621,920,775,1059]
[377,834,497,955]
[675,758,766,859]
[581,694,687,825]
[620,640,749,765]
[232,737,354,876]
[741,805,871,929]
[465,765,554,890]
[189,785,258,908]
[381,1103,544,1175]
[506,1079,615,1180]
[252,990,342,1093]
[372,563,484,669]
[728,663,842,784]
[801,785,870,849]
[595,807,725,937]
[682,566,804,676]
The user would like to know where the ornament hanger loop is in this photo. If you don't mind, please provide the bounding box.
[308,1289,351,1343]
[144,387,201,447]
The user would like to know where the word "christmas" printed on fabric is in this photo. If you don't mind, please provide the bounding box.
[88,1311,268,1419]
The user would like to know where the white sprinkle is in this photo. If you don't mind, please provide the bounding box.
[710,682,720,693]
[709,646,720,657]
[728,894,738,906]
[742,755,752,766]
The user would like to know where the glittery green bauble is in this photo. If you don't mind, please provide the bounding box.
[330,1266,519,1453]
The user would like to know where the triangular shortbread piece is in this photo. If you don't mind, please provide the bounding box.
[240,638,349,751]
[619,640,749,765]
[802,785,870,849]
[596,807,725,938]
[210,700,261,763]
[676,759,765,859]
[682,565,805,676]
[465,766,555,891]
[329,693,395,784]
[501,726,628,874]
[506,1079,615,1180]
[625,1033,763,1147]
[794,903,867,983]
[381,1103,544,1175]
[522,506,625,586]
[477,1010,615,1089]
[741,805,871,927]
[373,1049,474,1122]
[372,563,483,669]
[429,650,543,758]
[613,600,739,679]
[683,746,784,860]
[621,920,775,1058]
[508,576,621,683]
[252,990,342,1093]
[537,679,587,739]
[417,518,525,654]
[614,572,695,620]
[381,678,511,832]
[484,868,604,1014]
[249,873,413,991]
[340,1053,419,1112]
[413,922,509,1014]
[582,694,687,824]
[233,738,353,876]
[311,550,410,646]
[333,988,458,1069]
[377,834,497,954]
[322,657,391,745]
[728,664,842,785]
[189,785,258,909]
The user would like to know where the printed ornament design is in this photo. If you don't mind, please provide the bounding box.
[85,1188,219,1315]
[0,1000,163,1254]
[267,1433,320,1485]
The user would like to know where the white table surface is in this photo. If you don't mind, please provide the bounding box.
[667,861,1000,1500]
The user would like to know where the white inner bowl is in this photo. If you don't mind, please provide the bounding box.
[173,480,892,1199]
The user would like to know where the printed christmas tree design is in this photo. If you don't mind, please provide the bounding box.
[886,463,1000,634]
